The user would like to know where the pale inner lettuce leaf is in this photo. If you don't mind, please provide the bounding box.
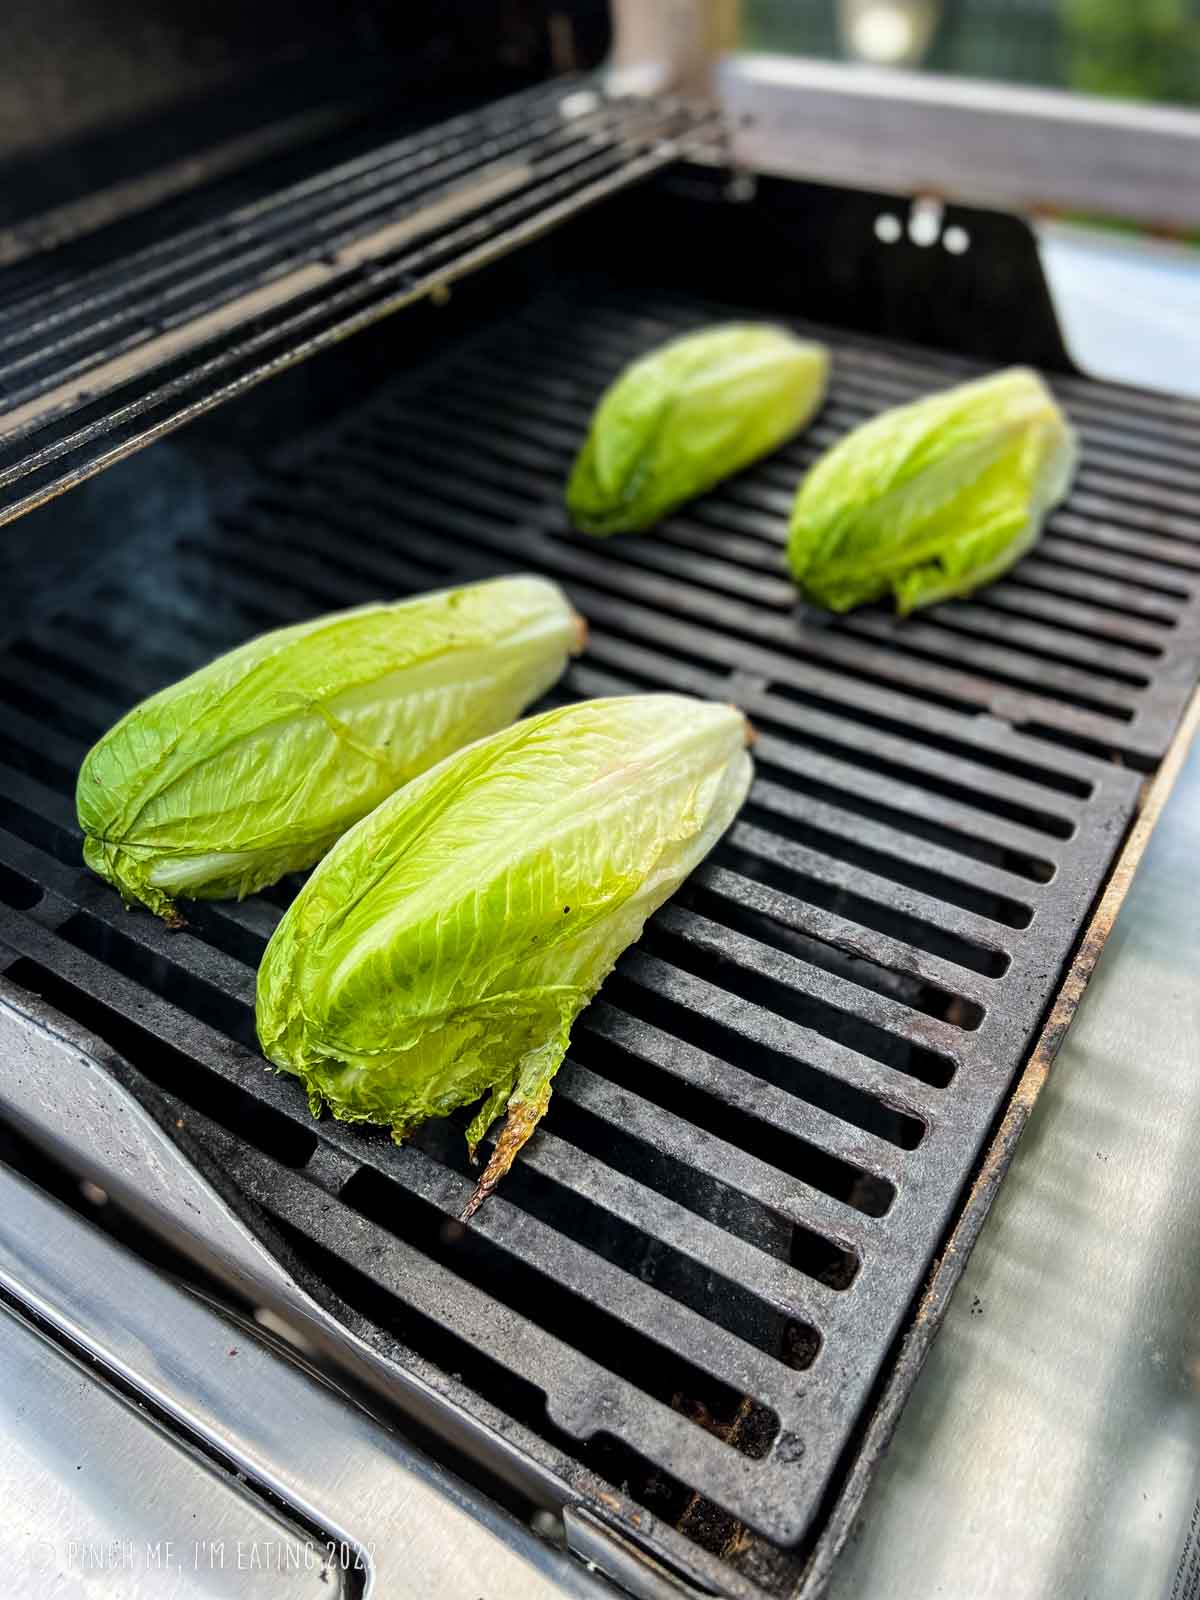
[256,694,753,1215]
[568,323,829,536]
[77,575,582,921]
[149,849,269,892]
[787,366,1077,614]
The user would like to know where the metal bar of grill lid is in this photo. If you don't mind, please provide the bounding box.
[0,81,718,530]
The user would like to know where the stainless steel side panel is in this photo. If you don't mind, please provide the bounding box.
[0,1299,344,1598]
[0,1164,619,1600]
[830,720,1200,1600]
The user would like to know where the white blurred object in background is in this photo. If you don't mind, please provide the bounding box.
[837,0,941,66]
[1039,222,1200,399]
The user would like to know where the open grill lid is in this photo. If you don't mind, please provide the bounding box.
[0,81,716,529]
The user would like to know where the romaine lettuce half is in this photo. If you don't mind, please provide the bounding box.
[787,366,1077,614]
[77,575,583,922]
[567,323,829,535]
[256,694,754,1216]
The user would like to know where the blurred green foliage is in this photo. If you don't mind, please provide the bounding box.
[1063,0,1200,103]
[743,0,1200,107]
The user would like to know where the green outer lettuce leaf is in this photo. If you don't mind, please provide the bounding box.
[786,366,1078,614]
[256,693,753,1216]
[77,575,583,922]
[567,323,829,536]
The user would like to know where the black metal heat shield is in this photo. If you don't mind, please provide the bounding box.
[569,159,1077,373]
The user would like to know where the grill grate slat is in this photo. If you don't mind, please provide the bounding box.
[581,1000,915,1178]
[652,903,971,1060]
[968,585,1170,653]
[747,780,1040,921]
[554,291,1200,464]
[752,734,1065,871]
[232,465,1132,788]
[556,1058,879,1246]
[294,422,1191,760]
[619,952,944,1120]
[691,863,996,1009]
[215,1142,807,1520]
[1,270,1198,1572]
[906,606,1155,685]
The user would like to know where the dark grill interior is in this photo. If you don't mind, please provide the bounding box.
[2,207,1200,1591]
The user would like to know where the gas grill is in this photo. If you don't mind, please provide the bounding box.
[2,8,1200,1598]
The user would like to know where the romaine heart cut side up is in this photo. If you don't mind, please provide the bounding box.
[75,574,583,921]
[787,366,1078,614]
[255,694,755,1218]
[567,323,829,535]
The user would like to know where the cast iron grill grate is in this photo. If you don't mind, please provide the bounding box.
[0,79,715,530]
[1,279,1199,1576]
